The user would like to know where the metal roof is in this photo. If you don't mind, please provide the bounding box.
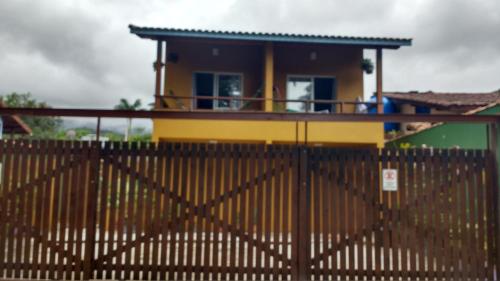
[129,25,412,49]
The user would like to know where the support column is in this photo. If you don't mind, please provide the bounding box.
[376,48,383,114]
[163,41,169,97]
[264,42,274,112]
[154,40,163,109]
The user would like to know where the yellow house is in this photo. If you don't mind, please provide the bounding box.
[129,25,411,147]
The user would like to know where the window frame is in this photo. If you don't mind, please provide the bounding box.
[192,71,244,110]
[286,74,337,112]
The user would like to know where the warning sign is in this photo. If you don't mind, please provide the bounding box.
[382,169,398,191]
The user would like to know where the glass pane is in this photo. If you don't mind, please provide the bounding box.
[217,74,242,109]
[287,77,312,112]
[194,73,214,109]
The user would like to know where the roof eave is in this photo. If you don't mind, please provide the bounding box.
[129,25,412,49]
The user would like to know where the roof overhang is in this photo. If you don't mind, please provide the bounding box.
[129,25,412,49]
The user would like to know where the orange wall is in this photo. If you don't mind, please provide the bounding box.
[274,43,364,113]
[164,39,263,109]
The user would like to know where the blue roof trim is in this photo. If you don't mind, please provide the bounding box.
[129,25,412,48]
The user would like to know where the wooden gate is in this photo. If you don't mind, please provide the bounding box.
[304,147,498,280]
[0,140,498,280]
[93,142,298,281]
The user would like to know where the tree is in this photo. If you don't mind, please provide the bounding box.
[1,92,62,138]
[114,98,142,141]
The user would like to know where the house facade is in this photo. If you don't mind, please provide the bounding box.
[130,25,411,146]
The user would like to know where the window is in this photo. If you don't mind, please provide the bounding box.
[286,76,337,113]
[194,72,242,110]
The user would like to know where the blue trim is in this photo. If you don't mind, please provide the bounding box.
[129,25,412,48]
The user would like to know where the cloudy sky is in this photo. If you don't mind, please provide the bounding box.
[1,0,499,111]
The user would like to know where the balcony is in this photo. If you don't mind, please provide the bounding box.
[154,95,379,114]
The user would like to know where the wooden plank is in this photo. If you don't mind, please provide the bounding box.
[113,142,127,280]
[442,150,453,280]
[364,149,375,279]
[76,141,90,280]
[458,149,468,280]
[406,149,418,278]
[398,148,408,280]
[194,144,206,281]
[390,149,402,280]
[67,142,81,279]
[123,142,137,280]
[39,140,55,279]
[158,142,170,281]
[209,144,223,280]
[426,149,437,280]
[104,142,119,280]
[13,140,26,278]
[11,140,25,279]
[272,145,281,281]
[282,145,291,281]
[94,142,110,279]
[264,145,274,281]
[433,148,444,280]
[474,150,487,280]
[142,143,156,280]
[185,143,197,280]
[414,149,426,280]
[484,150,496,279]
[466,150,478,280]
[330,149,340,279]
[321,148,330,281]
[0,140,8,278]
[82,142,98,280]
[135,143,148,279]
[449,149,460,280]
[355,150,365,280]
[150,142,162,281]
[57,141,72,279]
[238,144,248,280]
[24,140,39,279]
[32,140,48,278]
[246,145,257,280]
[290,145,299,281]
[254,145,265,280]
[201,144,215,280]
[337,149,347,281]
[230,144,239,281]
[311,147,320,281]
[167,143,182,280]
[380,149,390,280]
[220,143,231,280]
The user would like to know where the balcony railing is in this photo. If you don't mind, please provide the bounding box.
[154,95,380,114]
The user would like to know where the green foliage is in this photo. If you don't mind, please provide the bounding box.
[114,98,142,110]
[1,92,62,138]
[399,142,412,149]
[361,58,374,74]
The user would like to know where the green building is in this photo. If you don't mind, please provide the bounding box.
[386,103,500,150]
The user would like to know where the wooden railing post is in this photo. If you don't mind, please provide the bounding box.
[83,141,101,280]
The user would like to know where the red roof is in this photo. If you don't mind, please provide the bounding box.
[384,90,500,111]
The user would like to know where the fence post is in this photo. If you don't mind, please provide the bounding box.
[487,123,500,273]
[296,145,310,280]
[83,141,101,280]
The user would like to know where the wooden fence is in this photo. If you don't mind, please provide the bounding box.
[0,140,497,280]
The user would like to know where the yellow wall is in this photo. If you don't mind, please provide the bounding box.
[153,119,384,147]
[156,38,381,146]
